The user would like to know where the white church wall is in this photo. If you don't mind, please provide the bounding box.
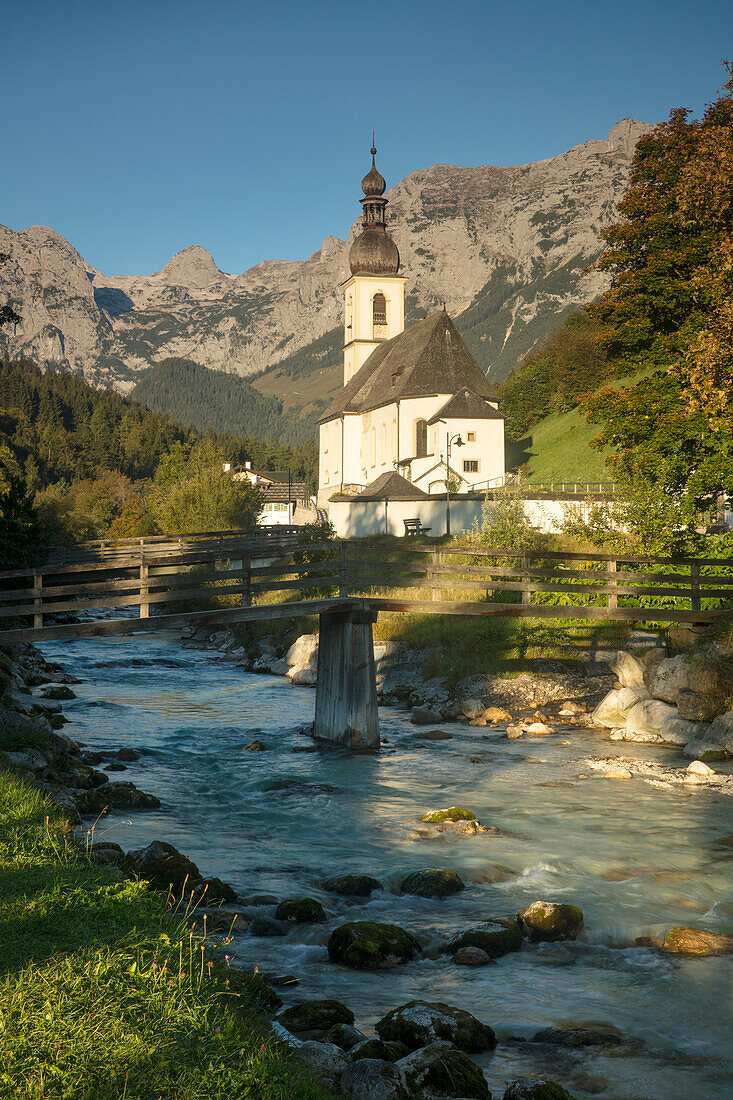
[342,274,406,383]
[436,415,505,487]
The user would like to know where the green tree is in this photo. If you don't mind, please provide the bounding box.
[152,440,263,534]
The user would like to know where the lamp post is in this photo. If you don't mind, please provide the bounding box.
[444,430,464,537]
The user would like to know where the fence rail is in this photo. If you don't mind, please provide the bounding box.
[0,539,729,642]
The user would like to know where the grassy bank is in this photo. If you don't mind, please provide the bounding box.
[0,772,335,1100]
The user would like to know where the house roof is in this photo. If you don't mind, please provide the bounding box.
[319,310,497,423]
[428,387,505,424]
[262,482,308,502]
[331,471,429,502]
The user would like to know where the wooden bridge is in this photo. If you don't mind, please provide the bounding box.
[1,534,729,750]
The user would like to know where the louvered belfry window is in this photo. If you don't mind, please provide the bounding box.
[373,293,387,325]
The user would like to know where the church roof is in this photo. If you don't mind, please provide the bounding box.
[428,387,505,424]
[337,471,429,501]
[320,310,497,423]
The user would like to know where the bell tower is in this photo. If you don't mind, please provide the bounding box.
[342,140,406,385]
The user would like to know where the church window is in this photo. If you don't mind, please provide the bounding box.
[346,296,353,337]
[381,424,386,463]
[373,293,387,324]
[324,470,330,485]
[415,418,428,458]
[371,427,376,466]
[467,431,476,442]
[392,418,397,454]
[463,459,479,473]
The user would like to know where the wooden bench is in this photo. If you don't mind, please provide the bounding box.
[403,518,432,537]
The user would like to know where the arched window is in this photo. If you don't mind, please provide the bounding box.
[324,470,329,485]
[373,292,387,324]
[381,423,386,464]
[415,418,428,458]
[371,426,376,466]
[346,295,353,338]
[392,418,398,456]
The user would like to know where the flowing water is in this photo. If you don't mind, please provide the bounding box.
[40,631,733,1100]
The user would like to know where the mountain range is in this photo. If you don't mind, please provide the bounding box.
[0,119,650,440]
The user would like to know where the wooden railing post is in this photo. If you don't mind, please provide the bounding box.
[607,558,618,610]
[241,553,252,607]
[690,561,701,612]
[139,556,149,619]
[521,552,531,606]
[33,571,43,629]
[338,542,349,598]
[432,547,441,601]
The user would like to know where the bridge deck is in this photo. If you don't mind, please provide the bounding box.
[0,535,729,642]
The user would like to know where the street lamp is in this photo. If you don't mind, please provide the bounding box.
[443,430,464,537]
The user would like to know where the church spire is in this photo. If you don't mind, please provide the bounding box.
[349,140,399,276]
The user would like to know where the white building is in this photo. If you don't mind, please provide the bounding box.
[318,146,505,517]
[226,462,316,526]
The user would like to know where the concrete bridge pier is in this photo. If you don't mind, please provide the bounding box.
[313,606,380,750]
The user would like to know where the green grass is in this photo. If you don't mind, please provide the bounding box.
[0,772,337,1100]
[521,368,658,484]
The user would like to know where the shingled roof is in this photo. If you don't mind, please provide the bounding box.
[357,471,429,500]
[320,310,497,423]
[428,387,505,424]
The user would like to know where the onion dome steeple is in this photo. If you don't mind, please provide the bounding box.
[349,137,400,276]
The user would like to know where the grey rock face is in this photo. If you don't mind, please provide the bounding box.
[340,1059,409,1100]
[0,120,649,399]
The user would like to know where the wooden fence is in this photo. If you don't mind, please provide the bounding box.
[0,540,730,642]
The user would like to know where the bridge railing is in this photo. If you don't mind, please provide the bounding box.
[44,526,304,565]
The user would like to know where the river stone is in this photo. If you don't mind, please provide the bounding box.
[603,764,632,779]
[249,916,287,936]
[275,897,326,923]
[126,841,200,889]
[707,710,733,752]
[455,946,491,966]
[195,876,237,903]
[420,807,476,824]
[410,706,443,725]
[659,715,705,745]
[682,740,730,761]
[503,1079,572,1099]
[351,1039,411,1063]
[76,783,161,814]
[323,1023,367,1050]
[662,927,733,956]
[397,1041,491,1099]
[677,689,724,723]
[242,740,268,751]
[292,1041,348,1087]
[687,759,715,775]
[624,699,677,741]
[39,684,76,700]
[534,1023,625,1047]
[278,999,354,1039]
[518,901,584,942]
[286,634,318,672]
[400,869,465,898]
[416,728,453,740]
[506,725,524,738]
[323,874,382,897]
[117,747,141,762]
[460,698,485,720]
[442,918,522,959]
[340,1058,409,1100]
[240,893,279,906]
[327,921,422,969]
[610,650,646,688]
[376,1001,496,1053]
[485,706,512,722]
[526,721,553,736]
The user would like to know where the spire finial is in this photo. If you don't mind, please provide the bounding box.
[371,130,377,161]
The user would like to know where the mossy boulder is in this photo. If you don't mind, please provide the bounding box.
[76,783,160,815]
[327,921,422,970]
[322,1022,367,1050]
[398,1042,491,1099]
[502,1080,573,1099]
[341,1059,409,1099]
[455,946,491,966]
[420,807,476,823]
[275,897,326,923]
[322,873,382,897]
[351,1038,410,1062]
[662,927,733,956]
[400,868,465,898]
[126,841,200,889]
[39,685,76,700]
[443,918,522,959]
[376,1000,496,1053]
[518,901,584,942]
[194,876,237,903]
[277,999,353,1039]
[534,1023,624,1048]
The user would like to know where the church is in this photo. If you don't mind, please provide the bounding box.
[318,145,506,528]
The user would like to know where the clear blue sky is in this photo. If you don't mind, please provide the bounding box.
[2,0,731,276]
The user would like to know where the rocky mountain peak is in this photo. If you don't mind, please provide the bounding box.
[606,118,650,152]
[154,244,223,287]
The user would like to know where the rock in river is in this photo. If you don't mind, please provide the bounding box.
[442,918,522,959]
[662,927,733,956]
[410,706,443,725]
[398,1041,491,1099]
[277,998,354,1039]
[351,1038,410,1062]
[323,873,382,897]
[455,946,491,966]
[322,1022,367,1050]
[400,868,465,898]
[275,897,326,923]
[327,921,422,969]
[376,1000,496,1052]
[420,806,476,824]
[292,1041,348,1088]
[518,901,584,942]
[503,1080,573,1099]
[340,1058,408,1100]
[126,841,200,889]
